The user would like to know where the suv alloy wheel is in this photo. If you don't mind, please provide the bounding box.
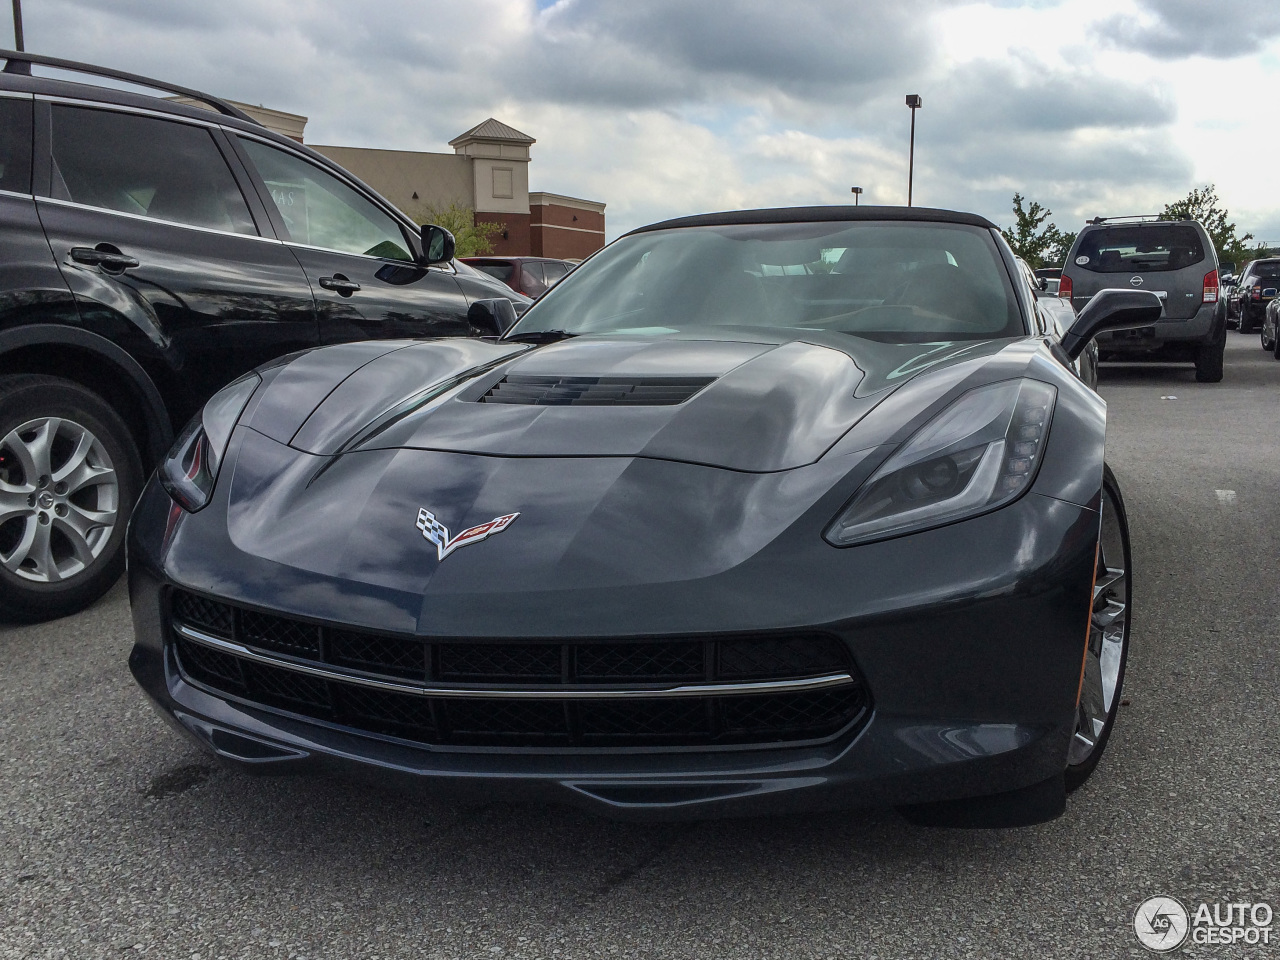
[0,376,142,622]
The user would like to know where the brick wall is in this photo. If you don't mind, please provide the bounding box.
[475,212,532,257]
[531,202,606,259]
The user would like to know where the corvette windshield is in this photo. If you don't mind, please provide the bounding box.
[508,220,1024,342]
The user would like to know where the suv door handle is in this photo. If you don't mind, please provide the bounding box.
[319,275,361,295]
[69,246,140,271]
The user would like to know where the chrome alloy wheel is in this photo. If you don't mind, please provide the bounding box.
[1069,482,1129,766]
[0,417,119,583]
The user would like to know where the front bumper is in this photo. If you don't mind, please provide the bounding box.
[128,479,1100,821]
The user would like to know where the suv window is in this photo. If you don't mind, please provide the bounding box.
[0,97,32,194]
[1074,225,1204,273]
[474,262,515,283]
[49,106,256,235]
[239,138,413,262]
[521,261,547,296]
[544,261,569,284]
[1248,261,1280,280]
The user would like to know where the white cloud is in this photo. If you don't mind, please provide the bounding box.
[17,0,1280,242]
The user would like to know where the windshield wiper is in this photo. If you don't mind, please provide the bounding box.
[503,329,579,344]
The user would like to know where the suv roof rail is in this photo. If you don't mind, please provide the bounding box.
[0,49,262,127]
[1085,215,1170,225]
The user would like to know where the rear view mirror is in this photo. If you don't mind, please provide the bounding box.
[420,224,456,265]
[1059,289,1163,362]
[1038,277,1049,292]
[467,298,517,337]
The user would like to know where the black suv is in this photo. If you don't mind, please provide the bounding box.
[1231,258,1280,334]
[0,51,527,622]
[1058,217,1225,382]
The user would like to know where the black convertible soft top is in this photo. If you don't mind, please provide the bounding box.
[627,205,998,236]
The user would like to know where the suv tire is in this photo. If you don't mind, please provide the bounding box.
[1194,330,1225,383]
[0,376,143,622]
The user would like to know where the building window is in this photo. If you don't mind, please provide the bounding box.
[492,167,514,199]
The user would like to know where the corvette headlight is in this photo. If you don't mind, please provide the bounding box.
[160,373,260,512]
[825,378,1056,547]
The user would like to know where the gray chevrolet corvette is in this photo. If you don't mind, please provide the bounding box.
[128,206,1162,826]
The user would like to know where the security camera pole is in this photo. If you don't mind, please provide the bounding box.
[850,186,863,206]
[905,94,922,206]
[11,0,22,51]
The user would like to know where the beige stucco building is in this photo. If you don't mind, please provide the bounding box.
[218,102,605,259]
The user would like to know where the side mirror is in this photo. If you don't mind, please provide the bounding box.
[1059,289,1163,362]
[420,224,456,265]
[467,298,517,337]
[1037,277,1049,292]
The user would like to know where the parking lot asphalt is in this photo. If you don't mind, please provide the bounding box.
[2,334,1278,960]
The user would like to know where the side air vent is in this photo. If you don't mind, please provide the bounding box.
[480,375,715,406]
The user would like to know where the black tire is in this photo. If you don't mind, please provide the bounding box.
[1262,323,1273,352]
[1273,329,1280,361]
[1238,308,1253,334]
[1194,335,1225,383]
[1064,465,1131,793]
[0,375,143,623]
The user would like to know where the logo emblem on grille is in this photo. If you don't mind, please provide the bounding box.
[416,508,519,561]
[1130,276,1144,287]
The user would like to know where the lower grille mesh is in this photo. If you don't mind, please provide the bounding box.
[169,589,868,749]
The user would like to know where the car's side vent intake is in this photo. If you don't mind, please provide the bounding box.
[479,375,715,406]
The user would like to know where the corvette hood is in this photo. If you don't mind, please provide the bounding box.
[244,333,1009,473]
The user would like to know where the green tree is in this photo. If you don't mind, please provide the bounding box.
[1001,193,1067,269]
[407,202,504,258]
[1159,184,1254,268]
[1048,230,1077,268]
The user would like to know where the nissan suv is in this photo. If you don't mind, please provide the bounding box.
[0,50,527,622]
[1058,217,1225,382]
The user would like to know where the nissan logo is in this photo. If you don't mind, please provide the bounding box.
[1130,276,1143,287]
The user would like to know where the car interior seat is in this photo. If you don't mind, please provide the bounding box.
[896,262,987,324]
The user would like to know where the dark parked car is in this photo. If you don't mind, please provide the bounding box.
[1259,285,1280,358]
[1232,258,1280,334]
[130,205,1162,827]
[0,50,526,622]
[460,256,575,298]
[1223,270,1241,323]
[1058,217,1225,382]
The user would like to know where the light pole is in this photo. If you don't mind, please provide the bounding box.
[11,0,22,52]
[850,186,863,206]
[905,94,922,206]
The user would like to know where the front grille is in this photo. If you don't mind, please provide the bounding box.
[241,610,320,658]
[168,589,869,750]
[479,375,715,406]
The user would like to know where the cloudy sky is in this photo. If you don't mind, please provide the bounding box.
[20,0,1280,242]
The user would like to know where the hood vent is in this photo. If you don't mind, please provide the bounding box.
[480,375,715,406]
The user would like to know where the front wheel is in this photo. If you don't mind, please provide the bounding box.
[0,375,143,623]
[1065,465,1131,793]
